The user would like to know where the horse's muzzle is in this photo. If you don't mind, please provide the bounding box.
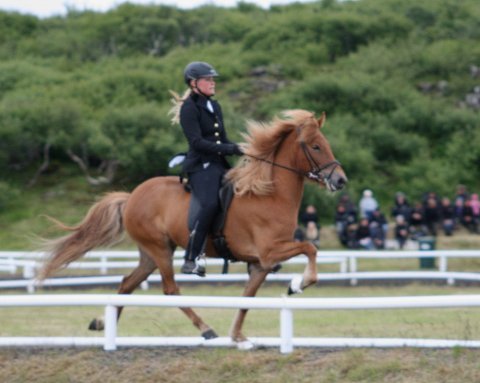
[328,171,347,191]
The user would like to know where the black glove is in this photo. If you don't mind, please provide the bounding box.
[233,144,244,156]
[224,144,243,155]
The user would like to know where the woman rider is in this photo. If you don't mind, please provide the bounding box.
[172,61,243,276]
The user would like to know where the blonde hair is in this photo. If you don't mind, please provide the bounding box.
[168,89,191,125]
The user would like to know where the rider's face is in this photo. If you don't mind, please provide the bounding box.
[194,77,216,96]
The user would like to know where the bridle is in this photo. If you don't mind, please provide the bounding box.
[245,126,341,185]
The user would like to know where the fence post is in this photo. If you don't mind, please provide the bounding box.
[439,256,447,273]
[23,264,35,279]
[349,256,357,286]
[100,255,108,275]
[104,305,117,351]
[280,307,293,354]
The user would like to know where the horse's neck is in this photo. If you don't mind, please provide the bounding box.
[271,135,305,211]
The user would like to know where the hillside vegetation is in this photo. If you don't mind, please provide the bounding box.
[0,0,479,238]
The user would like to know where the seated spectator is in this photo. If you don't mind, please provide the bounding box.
[357,218,373,249]
[342,223,357,249]
[409,202,427,240]
[453,198,464,227]
[470,193,480,225]
[391,191,411,221]
[454,184,469,206]
[335,203,357,246]
[370,208,388,235]
[359,189,378,220]
[305,221,320,247]
[394,215,409,249]
[462,199,478,233]
[300,204,319,227]
[293,226,305,242]
[439,197,455,236]
[338,193,358,218]
[369,221,385,249]
[423,196,440,236]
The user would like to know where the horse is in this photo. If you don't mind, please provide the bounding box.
[39,109,347,348]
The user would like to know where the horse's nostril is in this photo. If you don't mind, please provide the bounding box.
[337,177,347,188]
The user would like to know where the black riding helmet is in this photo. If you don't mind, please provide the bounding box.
[184,61,219,85]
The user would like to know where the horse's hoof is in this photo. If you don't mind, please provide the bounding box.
[202,329,218,340]
[88,318,104,331]
[287,275,303,295]
[236,340,255,351]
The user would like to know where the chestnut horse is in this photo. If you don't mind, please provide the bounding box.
[39,109,347,348]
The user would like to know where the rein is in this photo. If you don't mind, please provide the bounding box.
[245,146,340,184]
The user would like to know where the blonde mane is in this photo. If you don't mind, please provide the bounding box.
[226,110,318,196]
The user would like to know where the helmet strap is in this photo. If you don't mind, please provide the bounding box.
[191,79,211,99]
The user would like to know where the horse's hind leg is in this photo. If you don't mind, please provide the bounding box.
[88,248,157,331]
[145,241,218,340]
[230,262,269,348]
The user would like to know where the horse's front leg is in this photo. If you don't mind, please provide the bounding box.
[230,262,269,349]
[262,241,318,295]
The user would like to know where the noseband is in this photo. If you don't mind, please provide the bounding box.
[245,129,341,185]
[299,142,341,183]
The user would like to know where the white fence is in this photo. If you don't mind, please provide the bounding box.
[2,294,480,353]
[0,250,348,277]
[2,250,480,292]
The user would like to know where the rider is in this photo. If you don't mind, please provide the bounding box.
[177,61,243,276]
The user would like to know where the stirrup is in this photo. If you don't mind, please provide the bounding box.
[181,260,206,277]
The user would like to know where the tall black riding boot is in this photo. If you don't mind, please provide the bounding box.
[181,223,207,277]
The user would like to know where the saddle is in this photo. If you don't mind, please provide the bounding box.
[184,178,237,273]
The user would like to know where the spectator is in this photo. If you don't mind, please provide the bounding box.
[454,184,469,205]
[423,196,440,236]
[334,203,357,246]
[357,218,373,249]
[338,193,358,219]
[370,208,389,235]
[359,189,378,220]
[409,202,427,240]
[293,227,305,242]
[369,221,385,249]
[300,205,319,227]
[462,199,478,233]
[453,198,464,227]
[345,223,359,249]
[394,215,409,250]
[305,221,320,247]
[470,193,480,224]
[439,197,455,236]
[391,192,411,221]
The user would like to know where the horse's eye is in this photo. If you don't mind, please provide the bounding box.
[312,145,321,152]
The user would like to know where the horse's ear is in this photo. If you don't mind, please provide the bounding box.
[317,112,326,129]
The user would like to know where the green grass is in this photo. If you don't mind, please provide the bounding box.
[2,285,480,340]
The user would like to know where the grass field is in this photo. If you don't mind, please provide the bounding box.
[2,284,480,340]
[2,285,480,382]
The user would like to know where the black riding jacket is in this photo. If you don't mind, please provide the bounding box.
[180,92,237,173]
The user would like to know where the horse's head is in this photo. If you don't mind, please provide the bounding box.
[289,110,347,191]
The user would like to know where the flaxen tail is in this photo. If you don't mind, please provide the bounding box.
[38,192,130,280]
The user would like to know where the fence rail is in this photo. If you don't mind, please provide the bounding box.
[2,250,480,292]
[2,294,480,353]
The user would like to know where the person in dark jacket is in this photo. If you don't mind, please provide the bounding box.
[394,215,409,249]
[391,192,411,221]
[172,62,243,276]
[439,197,455,236]
[423,196,439,236]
